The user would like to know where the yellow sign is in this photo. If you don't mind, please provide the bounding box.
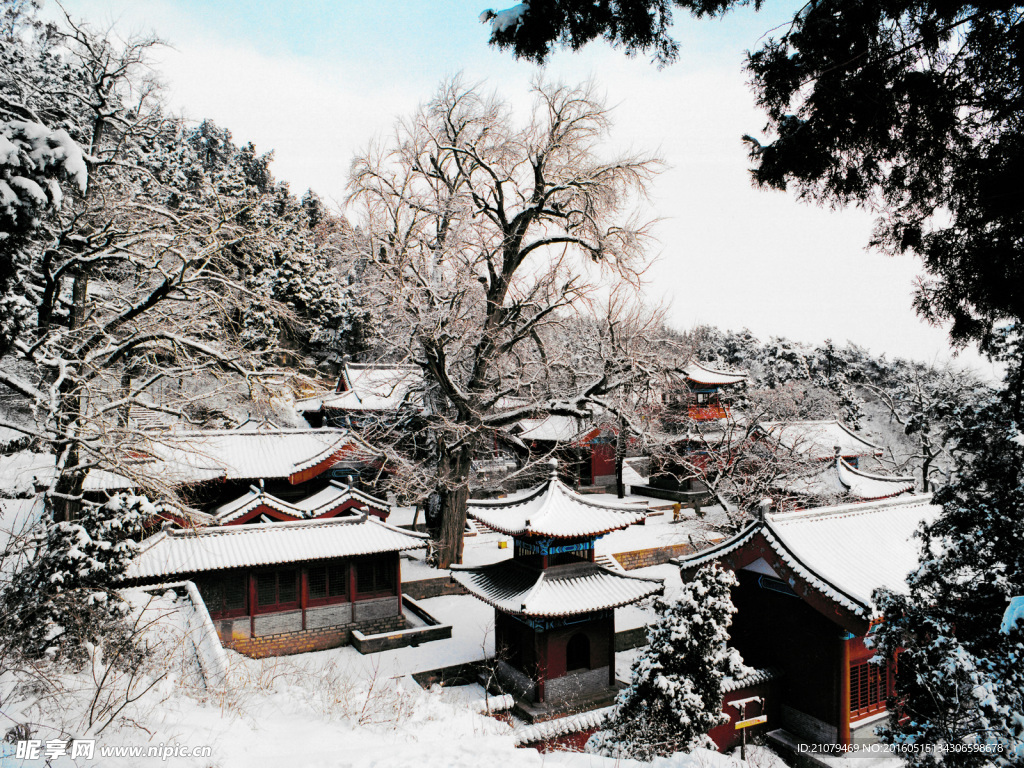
[735,715,767,730]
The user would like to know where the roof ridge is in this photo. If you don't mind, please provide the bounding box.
[837,457,914,483]
[171,514,370,537]
[767,493,933,525]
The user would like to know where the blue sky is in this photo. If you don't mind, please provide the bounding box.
[54,0,990,373]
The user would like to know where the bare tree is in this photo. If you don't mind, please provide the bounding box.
[349,78,662,566]
[0,10,286,517]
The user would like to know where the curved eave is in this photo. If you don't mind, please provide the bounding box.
[673,522,760,570]
[451,564,663,618]
[674,520,872,621]
[760,526,870,618]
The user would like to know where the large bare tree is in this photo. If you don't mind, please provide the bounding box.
[349,78,662,566]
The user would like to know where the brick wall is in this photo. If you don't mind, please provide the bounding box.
[226,614,405,658]
[612,543,695,570]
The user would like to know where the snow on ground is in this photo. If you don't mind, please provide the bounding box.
[0,596,757,768]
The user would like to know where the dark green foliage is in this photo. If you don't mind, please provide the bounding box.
[871,332,1024,762]
[485,1,1024,350]
[588,563,742,758]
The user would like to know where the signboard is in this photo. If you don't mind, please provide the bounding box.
[735,715,767,730]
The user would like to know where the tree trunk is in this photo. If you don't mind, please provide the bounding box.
[436,443,474,568]
[615,417,627,499]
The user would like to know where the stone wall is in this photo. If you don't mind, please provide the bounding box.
[783,705,838,744]
[401,577,468,600]
[545,666,611,705]
[613,543,695,570]
[227,613,405,658]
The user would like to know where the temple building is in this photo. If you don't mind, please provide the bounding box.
[297,362,423,430]
[209,480,391,525]
[776,457,915,509]
[675,494,939,747]
[756,419,884,469]
[677,361,749,422]
[123,514,431,657]
[452,460,663,720]
[508,415,617,488]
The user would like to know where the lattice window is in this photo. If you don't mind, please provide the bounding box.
[850,661,890,718]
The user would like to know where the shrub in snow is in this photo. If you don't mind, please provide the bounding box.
[588,563,744,759]
[1,494,147,664]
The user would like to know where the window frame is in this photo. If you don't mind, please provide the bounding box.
[353,555,397,600]
[306,560,350,607]
[253,567,300,614]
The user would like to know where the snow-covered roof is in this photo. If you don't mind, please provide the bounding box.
[513,415,591,443]
[467,461,647,539]
[298,363,422,413]
[678,494,938,617]
[0,451,134,495]
[451,561,663,617]
[782,458,915,501]
[758,419,883,460]
[211,481,390,524]
[682,362,749,387]
[145,428,353,484]
[124,515,428,581]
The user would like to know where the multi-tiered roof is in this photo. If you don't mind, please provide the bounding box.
[452,461,662,619]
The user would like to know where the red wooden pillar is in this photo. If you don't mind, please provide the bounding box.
[607,615,616,685]
[395,554,403,613]
[248,572,256,637]
[300,568,308,630]
[839,633,852,745]
[349,559,358,620]
[536,631,547,704]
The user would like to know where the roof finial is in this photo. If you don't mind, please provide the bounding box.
[548,457,559,479]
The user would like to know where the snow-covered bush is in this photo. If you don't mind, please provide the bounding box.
[1,494,147,664]
[588,563,745,759]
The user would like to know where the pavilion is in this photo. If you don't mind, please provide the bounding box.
[452,460,663,720]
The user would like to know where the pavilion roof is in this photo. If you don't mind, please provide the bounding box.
[682,361,749,387]
[512,415,593,443]
[451,560,663,617]
[677,494,938,617]
[467,461,647,539]
[211,480,390,524]
[124,515,427,581]
[758,419,883,460]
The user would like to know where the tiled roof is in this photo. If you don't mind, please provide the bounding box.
[299,363,422,413]
[677,494,938,616]
[451,561,663,617]
[145,428,353,484]
[835,459,915,499]
[682,361,749,387]
[513,415,590,443]
[124,515,427,581]
[468,462,647,538]
[758,419,883,460]
[782,458,915,501]
[0,451,134,494]
[211,481,390,524]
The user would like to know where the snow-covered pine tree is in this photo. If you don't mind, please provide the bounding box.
[872,330,1024,765]
[1,493,148,664]
[588,562,744,759]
